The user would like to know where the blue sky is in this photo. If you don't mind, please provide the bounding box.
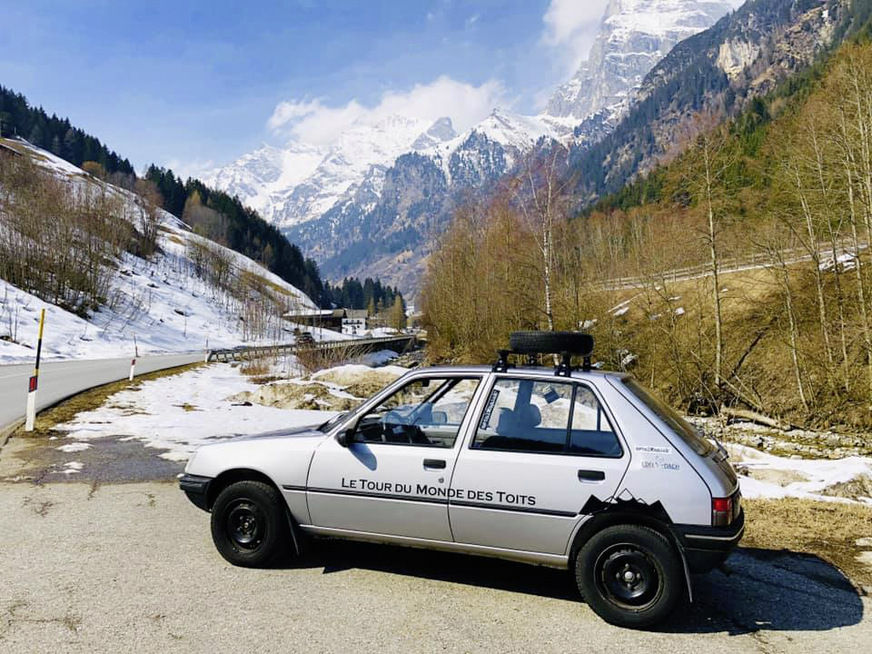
[0,0,606,177]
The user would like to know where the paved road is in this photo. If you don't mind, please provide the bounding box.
[0,353,203,431]
[0,481,868,653]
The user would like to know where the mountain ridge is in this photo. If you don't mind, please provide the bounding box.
[207,0,743,295]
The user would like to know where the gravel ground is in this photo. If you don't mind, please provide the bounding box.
[0,481,869,653]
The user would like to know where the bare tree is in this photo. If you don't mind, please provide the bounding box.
[510,144,571,332]
[683,114,734,395]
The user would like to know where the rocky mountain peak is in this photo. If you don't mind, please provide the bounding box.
[544,0,738,121]
[411,117,457,151]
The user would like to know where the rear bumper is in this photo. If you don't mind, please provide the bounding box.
[672,509,745,574]
[179,473,212,511]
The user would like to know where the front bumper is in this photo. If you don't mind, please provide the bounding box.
[672,509,745,574]
[179,473,212,511]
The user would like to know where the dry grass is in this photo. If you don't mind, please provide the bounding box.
[17,363,205,438]
[743,498,872,588]
[312,366,405,399]
[295,343,371,374]
[230,381,362,412]
[239,358,272,378]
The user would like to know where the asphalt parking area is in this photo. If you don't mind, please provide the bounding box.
[0,480,868,654]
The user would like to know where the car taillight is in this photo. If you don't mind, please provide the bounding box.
[712,497,733,526]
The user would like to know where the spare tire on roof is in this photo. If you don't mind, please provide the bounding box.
[509,331,594,357]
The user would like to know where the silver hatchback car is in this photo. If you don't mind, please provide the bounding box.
[180,332,743,628]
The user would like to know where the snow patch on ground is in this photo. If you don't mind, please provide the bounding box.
[728,443,872,505]
[57,442,92,453]
[350,349,399,367]
[312,363,409,384]
[57,461,83,475]
[53,363,334,462]
[819,251,858,273]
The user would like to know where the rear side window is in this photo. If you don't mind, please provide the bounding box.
[570,386,621,457]
[472,378,622,457]
[622,378,714,457]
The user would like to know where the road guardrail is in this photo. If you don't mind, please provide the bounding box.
[207,334,418,362]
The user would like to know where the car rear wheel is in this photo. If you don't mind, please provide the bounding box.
[210,480,289,567]
[575,524,682,628]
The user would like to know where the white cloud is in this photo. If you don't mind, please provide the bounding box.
[266,98,324,132]
[541,0,609,76]
[164,157,215,181]
[268,76,506,146]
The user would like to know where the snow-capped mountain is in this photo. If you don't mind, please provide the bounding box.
[207,0,741,293]
[545,0,741,121]
[204,115,456,231]
[428,109,562,183]
[568,0,844,203]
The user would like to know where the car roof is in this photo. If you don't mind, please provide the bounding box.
[406,364,628,383]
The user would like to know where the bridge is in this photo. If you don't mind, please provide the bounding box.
[207,334,418,363]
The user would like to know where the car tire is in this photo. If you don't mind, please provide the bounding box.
[574,524,682,628]
[509,331,593,356]
[210,480,289,568]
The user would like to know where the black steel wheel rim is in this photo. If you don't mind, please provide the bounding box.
[226,499,266,550]
[595,544,661,609]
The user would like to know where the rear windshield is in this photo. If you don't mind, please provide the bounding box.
[623,379,714,457]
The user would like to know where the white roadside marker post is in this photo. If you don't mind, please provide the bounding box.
[129,334,138,381]
[204,336,209,364]
[24,309,46,432]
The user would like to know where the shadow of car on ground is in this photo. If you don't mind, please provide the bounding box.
[285,543,864,634]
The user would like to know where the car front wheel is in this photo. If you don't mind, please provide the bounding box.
[210,480,289,567]
[575,524,682,628]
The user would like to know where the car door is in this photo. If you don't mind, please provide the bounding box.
[306,374,484,541]
[448,375,630,555]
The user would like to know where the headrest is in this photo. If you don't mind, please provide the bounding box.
[519,404,542,428]
[495,404,541,436]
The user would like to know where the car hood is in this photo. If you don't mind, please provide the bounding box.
[231,424,324,442]
[185,425,328,480]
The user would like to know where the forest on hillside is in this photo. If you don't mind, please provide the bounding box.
[0,86,133,177]
[423,39,872,433]
[0,84,328,303]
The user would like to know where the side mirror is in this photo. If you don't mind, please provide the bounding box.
[337,426,356,448]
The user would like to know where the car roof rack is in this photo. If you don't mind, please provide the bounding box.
[493,332,594,377]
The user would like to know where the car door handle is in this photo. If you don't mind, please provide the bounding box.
[578,469,605,482]
[423,459,446,469]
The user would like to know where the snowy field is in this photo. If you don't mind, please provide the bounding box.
[52,363,336,463]
[728,443,872,505]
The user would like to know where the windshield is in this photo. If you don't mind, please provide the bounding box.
[623,378,714,457]
[317,412,348,433]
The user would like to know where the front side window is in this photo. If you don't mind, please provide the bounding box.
[473,378,622,457]
[353,377,481,448]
